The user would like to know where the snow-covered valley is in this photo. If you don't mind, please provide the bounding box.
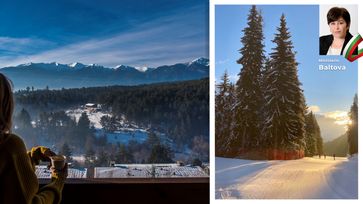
[216,156,358,199]
[65,107,172,146]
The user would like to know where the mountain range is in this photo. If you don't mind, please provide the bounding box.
[0,58,209,90]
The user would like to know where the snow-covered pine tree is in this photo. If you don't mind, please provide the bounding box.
[260,57,272,149]
[347,94,358,155]
[312,112,323,155]
[304,111,322,157]
[233,5,265,155]
[216,70,236,157]
[262,14,306,158]
[304,112,317,157]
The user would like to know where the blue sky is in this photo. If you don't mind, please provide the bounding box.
[0,0,208,68]
[215,5,358,116]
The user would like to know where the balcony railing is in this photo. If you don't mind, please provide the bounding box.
[39,177,209,204]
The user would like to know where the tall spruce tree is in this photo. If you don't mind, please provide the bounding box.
[116,144,134,163]
[59,143,73,163]
[347,94,358,155]
[304,112,317,156]
[312,113,323,155]
[216,70,235,156]
[96,149,109,167]
[262,14,306,154]
[304,112,323,156]
[233,5,265,154]
[148,143,174,163]
[14,108,32,131]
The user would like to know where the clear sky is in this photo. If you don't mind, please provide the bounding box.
[0,0,209,68]
[215,5,358,119]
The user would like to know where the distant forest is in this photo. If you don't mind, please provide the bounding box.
[13,78,209,166]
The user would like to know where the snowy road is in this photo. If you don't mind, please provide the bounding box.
[216,156,358,199]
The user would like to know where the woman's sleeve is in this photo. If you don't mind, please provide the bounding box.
[11,141,64,204]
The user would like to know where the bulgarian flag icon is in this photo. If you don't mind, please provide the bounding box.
[343,33,363,62]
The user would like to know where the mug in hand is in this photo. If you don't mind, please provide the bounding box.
[50,155,66,170]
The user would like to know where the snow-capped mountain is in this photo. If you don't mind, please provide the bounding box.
[189,57,210,66]
[0,58,209,90]
[69,62,86,69]
[134,66,150,72]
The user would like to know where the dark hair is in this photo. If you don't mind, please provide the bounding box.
[327,7,351,27]
[0,73,14,134]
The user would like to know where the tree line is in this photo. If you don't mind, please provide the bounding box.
[14,79,209,149]
[347,94,358,155]
[58,132,176,168]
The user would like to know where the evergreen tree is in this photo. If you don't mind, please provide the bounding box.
[77,112,92,146]
[96,149,109,167]
[215,71,235,156]
[78,112,90,129]
[146,132,160,147]
[192,135,209,162]
[260,57,272,98]
[347,94,358,155]
[64,119,77,145]
[304,112,316,156]
[148,144,174,163]
[100,115,119,132]
[13,108,35,146]
[15,108,32,129]
[304,112,323,156]
[262,14,306,155]
[84,148,96,167]
[312,113,323,155]
[59,143,73,163]
[115,144,134,163]
[233,5,265,154]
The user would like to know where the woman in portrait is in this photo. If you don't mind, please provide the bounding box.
[319,7,357,55]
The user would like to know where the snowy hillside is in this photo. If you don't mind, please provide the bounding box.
[66,108,112,129]
[215,156,358,199]
[66,107,172,145]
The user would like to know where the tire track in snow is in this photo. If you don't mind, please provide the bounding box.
[236,157,347,199]
[216,161,273,174]
[215,159,276,199]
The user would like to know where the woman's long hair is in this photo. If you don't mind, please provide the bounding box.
[0,73,14,134]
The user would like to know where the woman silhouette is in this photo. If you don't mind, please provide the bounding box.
[0,73,68,203]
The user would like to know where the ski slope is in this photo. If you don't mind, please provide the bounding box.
[216,156,358,199]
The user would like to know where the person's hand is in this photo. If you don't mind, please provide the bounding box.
[29,146,56,165]
[41,148,57,162]
[50,163,68,182]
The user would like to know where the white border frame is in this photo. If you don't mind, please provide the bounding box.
[210,0,362,203]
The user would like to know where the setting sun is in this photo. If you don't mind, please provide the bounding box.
[324,111,352,127]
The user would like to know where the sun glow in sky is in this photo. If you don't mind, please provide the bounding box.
[324,111,351,126]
